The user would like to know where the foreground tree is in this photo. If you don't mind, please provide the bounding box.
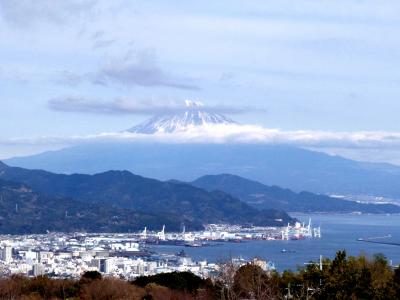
[312,251,398,300]
[215,260,280,300]
[233,264,279,300]
[0,275,26,300]
[0,251,399,299]
[393,266,400,299]
[214,259,239,300]
[80,277,145,300]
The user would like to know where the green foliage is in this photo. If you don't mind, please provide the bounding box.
[0,252,398,299]
[250,251,400,300]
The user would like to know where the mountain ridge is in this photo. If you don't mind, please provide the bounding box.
[0,162,293,229]
[0,178,194,234]
[191,174,400,214]
[6,143,400,199]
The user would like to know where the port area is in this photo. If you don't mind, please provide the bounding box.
[0,221,321,278]
[139,220,321,246]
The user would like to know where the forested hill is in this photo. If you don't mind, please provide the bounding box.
[0,178,195,234]
[192,174,400,214]
[0,162,293,232]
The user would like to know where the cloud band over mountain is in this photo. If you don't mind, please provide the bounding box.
[48,97,258,115]
[3,123,400,150]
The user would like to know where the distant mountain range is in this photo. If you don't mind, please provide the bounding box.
[5,105,400,201]
[1,157,398,234]
[0,161,292,233]
[7,143,400,200]
[191,174,400,214]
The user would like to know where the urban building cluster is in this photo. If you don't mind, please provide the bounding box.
[0,233,218,279]
[0,231,272,280]
[0,223,319,279]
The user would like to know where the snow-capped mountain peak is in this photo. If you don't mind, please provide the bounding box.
[184,100,203,108]
[127,100,237,134]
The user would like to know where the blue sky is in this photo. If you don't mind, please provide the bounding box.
[1,1,400,162]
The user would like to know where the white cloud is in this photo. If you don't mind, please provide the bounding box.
[3,123,400,150]
[0,0,96,27]
[47,97,257,115]
[95,50,200,90]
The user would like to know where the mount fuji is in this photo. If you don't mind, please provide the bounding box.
[127,100,236,134]
[5,102,400,204]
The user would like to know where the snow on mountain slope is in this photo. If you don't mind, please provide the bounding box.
[127,100,237,134]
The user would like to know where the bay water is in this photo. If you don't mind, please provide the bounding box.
[149,213,400,271]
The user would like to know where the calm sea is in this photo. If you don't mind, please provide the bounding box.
[149,213,400,271]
